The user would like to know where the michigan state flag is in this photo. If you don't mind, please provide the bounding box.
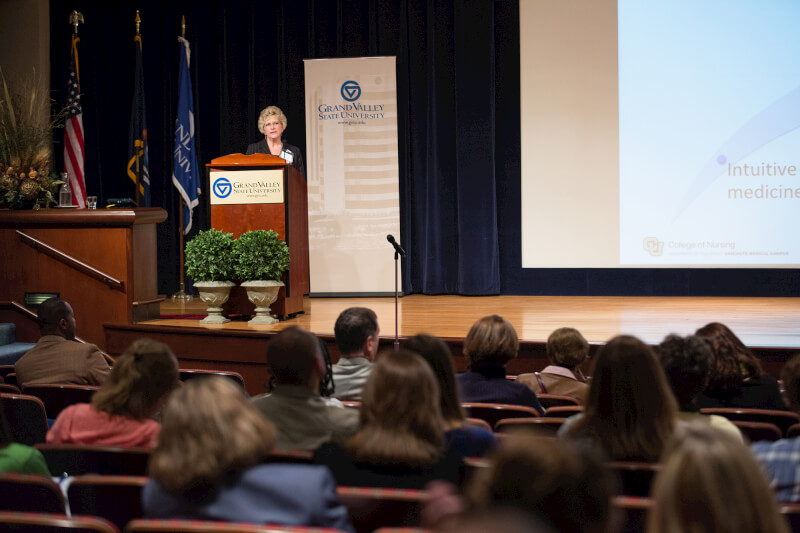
[172,37,201,234]
[127,33,150,206]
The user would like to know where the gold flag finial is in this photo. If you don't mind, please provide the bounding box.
[181,15,186,38]
[135,10,141,35]
[69,10,84,34]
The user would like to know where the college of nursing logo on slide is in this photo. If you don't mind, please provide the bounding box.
[213,177,232,198]
[643,237,664,257]
[341,80,361,102]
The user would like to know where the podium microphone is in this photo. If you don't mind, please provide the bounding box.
[386,234,406,351]
[387,234,406,257]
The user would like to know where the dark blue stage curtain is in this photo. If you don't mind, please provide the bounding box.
[48,0,799,297]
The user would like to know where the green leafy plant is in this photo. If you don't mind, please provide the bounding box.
[184,229,236,282]
[232,229,290,281]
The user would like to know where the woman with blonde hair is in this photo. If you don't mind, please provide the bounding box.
[245,105,306,177]
[144,377,353,530]
[456,315,544,415]
[47,338,179,448]
[562,335,677,462]
[648,421,789,533]
[314,349,466,488]
[694,321,785,410]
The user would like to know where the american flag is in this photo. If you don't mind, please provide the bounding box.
[64,34,87,208]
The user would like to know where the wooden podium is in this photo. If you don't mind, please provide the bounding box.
[0,208,167,350]
[207,153,309,318]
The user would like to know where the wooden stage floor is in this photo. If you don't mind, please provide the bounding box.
[156,295,800,350]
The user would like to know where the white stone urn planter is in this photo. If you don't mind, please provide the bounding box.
[241,280,284,324]
[194,281,236,324]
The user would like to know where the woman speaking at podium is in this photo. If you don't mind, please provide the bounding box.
[246,105,306,178]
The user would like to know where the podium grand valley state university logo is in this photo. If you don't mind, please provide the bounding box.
[341,80,361,102]
[213,177,232,198]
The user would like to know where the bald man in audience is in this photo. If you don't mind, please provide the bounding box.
[252,326,359,450]
[331,307,380,401]
[752,353,800,501]
[14,298,110,387]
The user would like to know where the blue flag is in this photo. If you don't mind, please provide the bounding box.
[172,37,201,234]
[127,34,150,207]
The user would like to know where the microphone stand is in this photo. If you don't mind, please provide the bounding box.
[394,249,400,352]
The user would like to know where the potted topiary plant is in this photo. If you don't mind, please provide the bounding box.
[185,229,236,324]
[232,229,290,324]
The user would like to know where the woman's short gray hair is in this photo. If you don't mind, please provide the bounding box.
[257,106,287,133]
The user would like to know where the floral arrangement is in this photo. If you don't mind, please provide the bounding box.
[0,69,64,209]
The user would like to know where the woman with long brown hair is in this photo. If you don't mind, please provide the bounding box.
[562,335,678,462]
[47,338,179,448]
[313,349,466,488]
[144,377,353,530]
[694,322,785,410]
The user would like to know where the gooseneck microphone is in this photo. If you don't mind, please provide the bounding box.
[386,234,406,257]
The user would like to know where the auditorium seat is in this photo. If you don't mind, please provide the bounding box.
[67,475,147,531]
[543,405,583,418]
[606,462,661,497]
[494,417,567,436]
[342,401,361,410]
[0,393,48,445]
[464,417,493,431]
[35,444,151,477]
[0,364,16,381]
[612,496,653,533]
[779,502,800,533]
[179,369,246,390]
[22,384,99,419]
[337,486,425,533]
[0,473,66,513]
[732,421,782,443]
[0,512,119,533]
[536,393,581,408]
[0,383,21,394]
[124,520,349,532]
[461,403,539,429]
[700,408,800,437]
[787,423,800,439]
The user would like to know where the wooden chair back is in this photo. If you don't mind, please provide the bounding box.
[787,423,800,439]
[461,403,539,428]
[494,417,567,436]
[0,365,16,381]
[464,417,493,431]
[0,473,66,514]
[337,486,425,533]
[124,520,348,532]
[543,405,583,418]
[0,512,119,533]
[779,502,800,533]
[0,393,48,445]
[732,420,782,443]
[700,408,800,437]
[611,496,653,533]
[35,444,151,477]
[67,475,148,531]
[536,393,580,408]
[21,384,99,419]
[0,383,21,394]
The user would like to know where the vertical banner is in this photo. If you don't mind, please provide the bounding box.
[304,57,400,295]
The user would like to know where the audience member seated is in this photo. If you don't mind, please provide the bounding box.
[331,307,380,401]
[0,397,50,475]
[462,435,614,533]
[405,334,497,458]
[561,335,677,462]
[144,377,353,531]
[753,353,800,501]
[657,334,744,443]
[314,349,466,489]
[649,420,789,533]
[46,338,179,448]
[694,322,786,410]
[14,298,110,387]
[456,315,544,415]
[251,326,359,450]
[516,327,590,404]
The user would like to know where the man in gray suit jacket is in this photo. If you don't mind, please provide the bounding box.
[331,307,380,401]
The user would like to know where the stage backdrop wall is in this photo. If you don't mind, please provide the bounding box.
[304,57,401,295]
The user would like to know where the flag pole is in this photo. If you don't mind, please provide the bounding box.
[172,15,192,302]
[133,10,141,207]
